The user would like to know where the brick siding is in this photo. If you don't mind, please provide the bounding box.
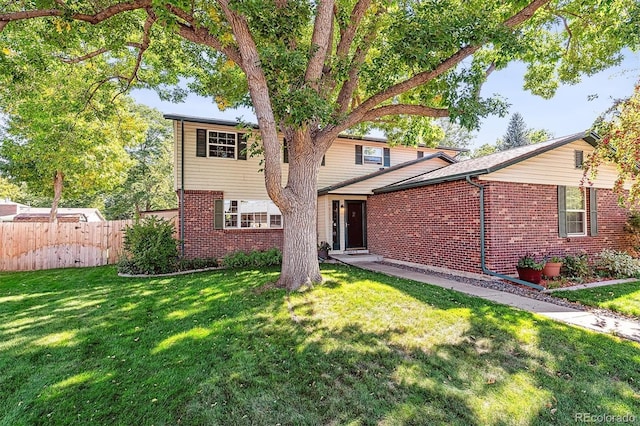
[368,179,628,275]
[178,190,283,259]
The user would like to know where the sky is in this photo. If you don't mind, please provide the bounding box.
[132,51,639,150]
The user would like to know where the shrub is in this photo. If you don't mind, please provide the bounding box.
[561,253,591,279]
[118,217,179,275]
[223,248,282,268]
[595,249,640,278]
[176,257,220,271]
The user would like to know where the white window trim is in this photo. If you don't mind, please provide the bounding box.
[223,200,283,229]
[566,187,587,236]
[208,130,237,159]
[363,146,383,165]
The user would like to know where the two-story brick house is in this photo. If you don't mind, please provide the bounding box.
[165,114,464,260]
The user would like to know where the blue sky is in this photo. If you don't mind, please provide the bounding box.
[133,51,639,150]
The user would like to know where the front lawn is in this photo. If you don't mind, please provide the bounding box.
[553,281,640,318]
[1,265,639,425]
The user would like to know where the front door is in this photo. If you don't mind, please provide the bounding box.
[345,200,366,249]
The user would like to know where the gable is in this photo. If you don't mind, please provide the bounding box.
[482,139,622,189]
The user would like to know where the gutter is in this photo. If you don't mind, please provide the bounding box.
[465,176,545,291]
[180,119,185,256]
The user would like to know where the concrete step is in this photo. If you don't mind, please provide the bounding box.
[331,253,383,263]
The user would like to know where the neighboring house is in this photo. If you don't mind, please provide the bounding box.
[164,114,464,259]
[368,132,630,276]
[0,200,105,222]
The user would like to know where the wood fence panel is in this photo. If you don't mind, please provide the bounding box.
[0,220,133,272]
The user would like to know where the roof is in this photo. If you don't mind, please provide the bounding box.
[163,113,468,153]
[317,152,457,195]
[373,131,598,194]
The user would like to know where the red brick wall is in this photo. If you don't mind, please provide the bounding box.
[367,180,483,272]
[368,179,629,275]
[484,181,628,274]
[178,190,283,259]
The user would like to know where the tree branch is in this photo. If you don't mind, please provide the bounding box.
[321,0,552,139]
[164,3,243,66]
[335,0,372,59]
[361,105,450,122]
[305,0,335,89]
[0,0,152,30]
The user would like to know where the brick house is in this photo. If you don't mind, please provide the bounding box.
[369,132,630,276]
[166,115,630,277]
[165,114,462,259]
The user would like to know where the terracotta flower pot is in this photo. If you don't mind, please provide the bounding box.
[516,266,543,284]
[542,262,562,278]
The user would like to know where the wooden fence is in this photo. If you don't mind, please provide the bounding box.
[0,220,133,272]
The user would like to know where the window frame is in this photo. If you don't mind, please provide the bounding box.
[222,200,283,230]
[362,146,383,165]
[565,186,586,236]
[208,130,237,159]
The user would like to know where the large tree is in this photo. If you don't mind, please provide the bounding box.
[1,0,637,288]
[0,59,146,222]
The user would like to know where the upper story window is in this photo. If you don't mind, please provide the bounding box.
[363,147,383,165]
[574,150,584,169]
[209,131,237,159]
[196,128,247,160]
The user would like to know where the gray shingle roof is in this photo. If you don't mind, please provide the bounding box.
[373,131,598,194]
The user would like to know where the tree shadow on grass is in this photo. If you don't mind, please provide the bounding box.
[1,264,639,425]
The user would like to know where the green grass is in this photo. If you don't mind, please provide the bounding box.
[1,265,639,425]
[553,281,640,318]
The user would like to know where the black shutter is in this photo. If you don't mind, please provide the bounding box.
[558,186,567,237]
[355,145,363,164]
[237,133,247,160]
[417,151,424,159]
[196,129,207,157]
[383,148,391,167]
[214,199,224,230]
[589,187,598,236]
[283,138,289,163]
[321,155,325,166]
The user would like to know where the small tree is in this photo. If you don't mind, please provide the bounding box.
[498,112,530,150]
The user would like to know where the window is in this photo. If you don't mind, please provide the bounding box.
[209,131,237,158]
[363,147,383,165]
[196,128,247,160]
[574,150,584,169]
[566,187,586,235]
[222,200,282,229]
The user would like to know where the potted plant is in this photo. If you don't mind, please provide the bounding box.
[317,241,331,260]
[542,255,563,278]
[516,254,545,284]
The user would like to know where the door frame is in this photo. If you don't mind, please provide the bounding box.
[344,200,367,249]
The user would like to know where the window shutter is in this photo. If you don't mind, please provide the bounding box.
[417,151,424,159]
[558,186,567,237]
[237,133,247,160]
[355,145,362,164]
[321,155,325,166]
[214,199,224,230]
[383,148,391,167]
[283,138,289,163]
[589,187,598,236]
[196,129,207,157]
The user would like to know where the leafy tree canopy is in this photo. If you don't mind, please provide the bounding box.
[588,81,640,206]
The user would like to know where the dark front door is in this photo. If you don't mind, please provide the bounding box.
[345,200,366,249]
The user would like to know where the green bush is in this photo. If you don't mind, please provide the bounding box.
[176,257,220,271]
[118,217,179,275]
[561,253,591,279]
[223,248,282,268]
[595,249,640,278]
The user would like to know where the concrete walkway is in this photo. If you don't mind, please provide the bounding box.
[333,256,640,343]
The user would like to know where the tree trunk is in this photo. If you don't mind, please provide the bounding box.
[275,132,324,291]
[50,170,64,223]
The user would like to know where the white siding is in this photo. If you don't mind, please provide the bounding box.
[174,119,459,197]
[326,158,451,195]
[481,140,622,188]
